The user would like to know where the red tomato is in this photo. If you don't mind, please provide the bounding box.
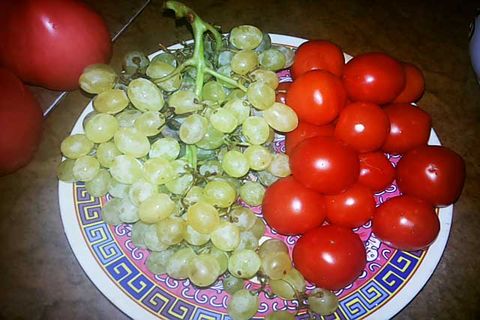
[334,102,390,153]
[0,68,43,176]
[275,81,291,104]
[393,63,425,103]
[0,0,112,91]
[291,40,345,78]
[285,122,335,155]
[342,52,406,104]
[286,70,347,126]
[293,225,366,290]
[325,183,375,229]
[358,152,396,192]
[382,103,431,154]
[396,145,465,207]
[290,136,359,194]
[262,176,326,235]
[372,195,440,251]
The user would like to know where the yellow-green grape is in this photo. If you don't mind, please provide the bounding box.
[258,239,289,259]
[122,51,149,74]
[134,111,165,136]
[79,64,117,94]
[209,108,239,133]
[195,124,225,150]
[222,150,250,178]
[96,142,121,168]
[179,114,208,144]
[143,157,176,185]
[151,52,177,67]
[149,137,180,160]
[138,193,175,224]
[231,49,258,75]
[268,153,291,177]
[223,98,250,124]
[235,230,260,251]
[261,251,292,280]
[114,127,150,158]
[307,288,339,316]
[84,113,119,143]
[60,134,94,159]
[131,221,150,248]
[146,249,175,274]
[144,224,169,251]
[265,311,295,320]
[188,253,221,287]
[85,169,112,197]
[147,60,182,92]
[263,102,298,132]
[259,48,286,71]
[127,78,164,112]
[228,249,261,279]
[184,186,205,206]
[109,155,143,184]
[210,247,229,274]
[166,247,196,280]
[156,216,186,245]
[202,80,226,104]
[57,159,76,182]
[93,89,129,114]
[249,69,279,89]
[273,45,295,68]
[244,145,272,171]
[116,109,142,128]
[247,81,275,110]
[203,180,237,208]
[165,173,194,195]
[187,202,220,234]
[183,225,210,246]
[223,273,244,294]
[229,25,263,50]
[128,179,156,206]
[257,170,279,187]
[249,217,266,239]
[216,65,236,89]
[269,268,306,300]
[211,221,240,251]
[168,90,203,114]
[73,155,100,182]
[239,181,265,206]
[227,289,260,320]
[108,178,130,198]
[227,89,247,101]
[242,116,270,145]
[229,207,256,231]
[101,198,123,225]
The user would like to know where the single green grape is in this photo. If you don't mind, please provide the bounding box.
[227,289,259,320]
[60,134,94,160]
[188,253,221,287]
[79,64,117,94]
[307,288,339,316]
[139,193,175,224]
[93,89,130,114]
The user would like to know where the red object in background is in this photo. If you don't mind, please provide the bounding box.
[396,145,466,207]
[291,40,345,78]
[393,62,425,103]
[358,152,396,192]
[372,195,440,251]
[293,225,366,290]
[285,121,335,155]
[0,68,43,176]
[0,0,112,91]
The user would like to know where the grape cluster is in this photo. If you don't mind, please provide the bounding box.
[57,1,338,318]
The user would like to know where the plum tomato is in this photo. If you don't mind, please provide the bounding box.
[286,70,347,126]
[293,225,366,290]
[325,183,376,229]
[262,176,326,235]
[372,195,440,251]
[382,103,431,154]
[396,145,465,207]
[393,62,425,103]
[334,102,390,153]
[285,121,335,155]
[290,136,359,195]
[291,40,345,78]
[342,52,405,104]
[358,152,396,192]
[275,81,291,104]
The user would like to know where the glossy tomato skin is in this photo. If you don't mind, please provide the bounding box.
[262,176,326,235]
[325,183,375,228]
[285,122,335,155]
[0,0,112,91]
[334,102,390,153]
[275,81,292,104]
[396,145,465,207]
[358,152,396,192]
[372,195,440,251]
[393,63,425,103]
[290,136,359,194]
[291,40,345,78]
[286,70,347,126]
[0,68,43,176]
[342,52,405,104]
[382,103,431,154]
[293,225,366,290]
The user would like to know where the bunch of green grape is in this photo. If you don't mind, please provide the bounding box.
[57,1,339,319]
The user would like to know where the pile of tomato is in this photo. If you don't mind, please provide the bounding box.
[263,40,466,291]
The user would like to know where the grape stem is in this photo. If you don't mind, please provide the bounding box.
[164,1,247,98]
